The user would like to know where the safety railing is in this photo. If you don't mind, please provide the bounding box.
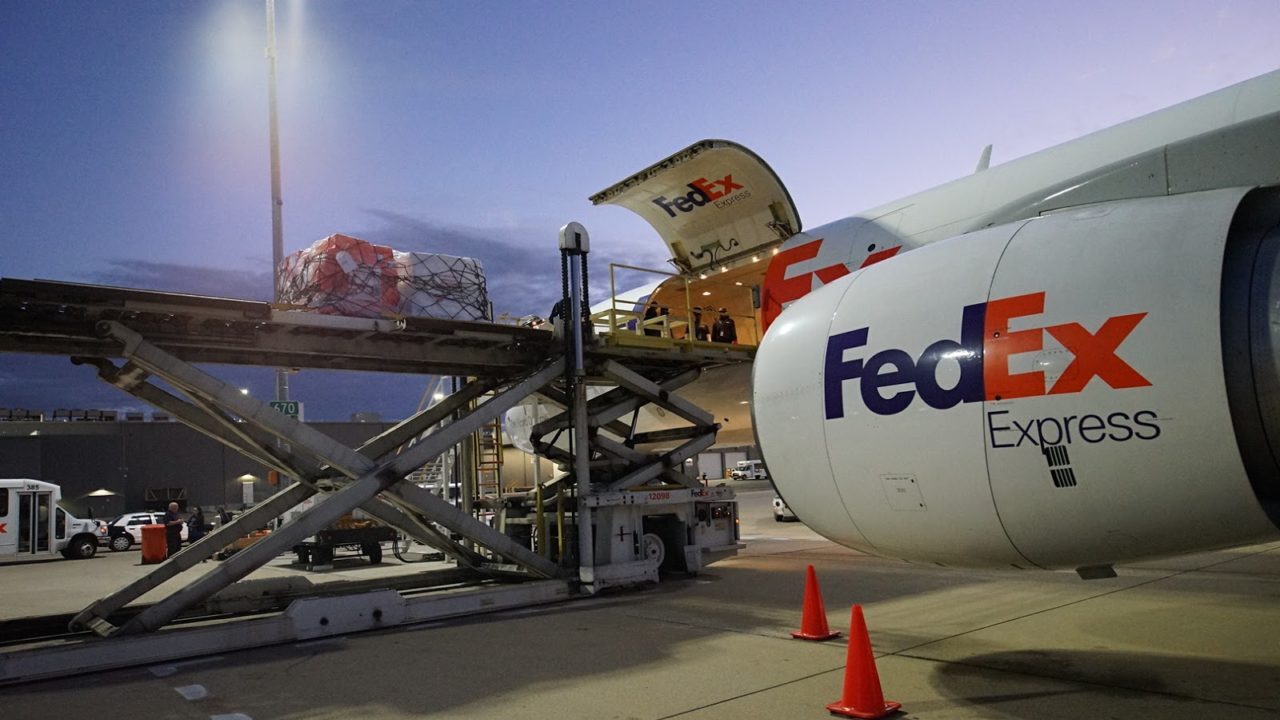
[593,263,759,348]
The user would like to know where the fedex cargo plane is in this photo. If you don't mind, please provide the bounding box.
[592,69,1280,574]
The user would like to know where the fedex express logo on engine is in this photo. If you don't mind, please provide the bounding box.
[824,291,1150,418]
[651,175,749,217]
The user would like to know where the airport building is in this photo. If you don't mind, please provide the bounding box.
[0,411,759,519]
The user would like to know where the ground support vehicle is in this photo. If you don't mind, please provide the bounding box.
[293,525,398,569]
[0,261,750,681]
[0,478,105,560]
[730,460,768,480]
[103,510,188,551]
[579,486,739,586]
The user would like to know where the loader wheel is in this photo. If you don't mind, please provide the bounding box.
[641,532,665,568]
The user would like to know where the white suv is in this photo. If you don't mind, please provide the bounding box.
[104,511,188,552]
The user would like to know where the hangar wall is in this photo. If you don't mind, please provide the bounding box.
[0,421,764,518]
[0,420,393,517]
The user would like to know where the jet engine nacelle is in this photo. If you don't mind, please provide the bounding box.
[753,187,1280,570]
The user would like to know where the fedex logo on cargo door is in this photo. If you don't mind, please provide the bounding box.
[651,175,747,217]
[824,291,1151,418]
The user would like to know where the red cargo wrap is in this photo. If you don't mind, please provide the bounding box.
[278,233,489,320]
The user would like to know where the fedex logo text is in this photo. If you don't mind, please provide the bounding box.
[652,175,744,217]
[760,238,901,331]
[824,291,1150,418]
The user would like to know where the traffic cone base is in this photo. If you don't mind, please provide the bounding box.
[827,605,901,719]
[793,565,840,641]
[792,628,842,640]
[825,698,901,719]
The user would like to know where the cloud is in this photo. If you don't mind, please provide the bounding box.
[0,355,149,414]
[88,260,273,301]
[0,354,425,422]
[358,209,672,318]
[4,213,677,420]
[358,209,561,318]
[83,212,674,318]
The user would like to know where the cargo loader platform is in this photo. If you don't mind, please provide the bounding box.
[0,260,753,684]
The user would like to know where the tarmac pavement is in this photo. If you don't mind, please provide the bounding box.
[2,486,1279,719]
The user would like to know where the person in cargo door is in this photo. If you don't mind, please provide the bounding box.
[691,307,709,341]
[163,501,184,558]
[711,308,737,343]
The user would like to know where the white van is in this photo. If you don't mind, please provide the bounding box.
[0,479,105,560]
[730,460,768,480]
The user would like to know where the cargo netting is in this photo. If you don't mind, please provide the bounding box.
[278,234,490,321]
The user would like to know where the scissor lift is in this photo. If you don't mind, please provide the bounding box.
[0,243,750,681]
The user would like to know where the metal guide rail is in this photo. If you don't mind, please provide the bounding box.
[0,272,751,684]
[0,278,555,376]
[1,580,574,686]
[0,278,750,376]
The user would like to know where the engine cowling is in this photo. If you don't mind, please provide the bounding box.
[753,187,1280,569]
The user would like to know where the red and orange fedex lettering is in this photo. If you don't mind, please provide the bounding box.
[984,292,1046,401]
[824,292,1150,418]
[651,175,744,218]
[761,239,851,329]
[1046,314,1150,394]
[859,245,902,268]
[761,240,903,331]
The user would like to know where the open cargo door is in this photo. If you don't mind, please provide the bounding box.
[590,140,801,274]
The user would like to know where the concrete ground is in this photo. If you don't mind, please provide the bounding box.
[3,485,1279,719]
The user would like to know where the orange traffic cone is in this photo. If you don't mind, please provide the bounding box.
[826,604,901,719]
[791,564,840,641]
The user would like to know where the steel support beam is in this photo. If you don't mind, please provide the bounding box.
[599,360,714,427]
[95,359,492,556]
[9,581,574,686]
[354,497,488,568]
[359,376,501,460]
[78,357,481,569]
[116,359,566,634]
[102,321,376,478]
[592,436,697,489]
[604,431,717,492]
[77,357,309,478]
[585,368,701,428]
[380,480,559,577]
[629,426,716,446]
[529,368,700,445]
[71,481,316,635]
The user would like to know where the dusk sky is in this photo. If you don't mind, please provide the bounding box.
[3,1,1279,420]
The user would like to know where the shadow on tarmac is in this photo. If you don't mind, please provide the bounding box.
[929,649,1280,715]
